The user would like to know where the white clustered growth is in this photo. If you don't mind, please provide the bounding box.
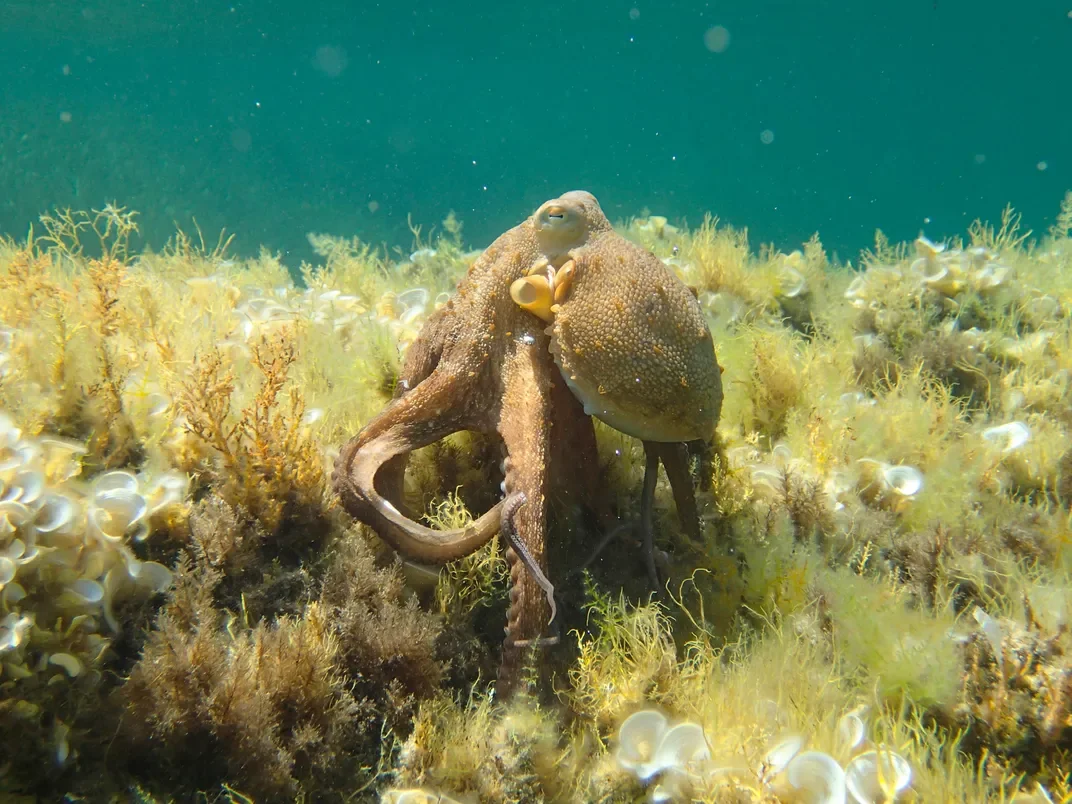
[221,279,444,358]
[0,411,188,765]
[615,706,913,803]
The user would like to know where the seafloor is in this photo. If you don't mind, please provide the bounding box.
[1,196,1071,803]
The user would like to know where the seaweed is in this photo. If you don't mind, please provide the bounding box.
[118,553,363,800]
[176,332,327,543]
[2,194,1072,801]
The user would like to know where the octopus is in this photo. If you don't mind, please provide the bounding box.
[332,191,723,693]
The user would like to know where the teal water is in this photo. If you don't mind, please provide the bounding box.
[1,0,1069,268]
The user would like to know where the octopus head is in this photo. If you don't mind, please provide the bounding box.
[533,190,610,258]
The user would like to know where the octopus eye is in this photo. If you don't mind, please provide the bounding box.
[535,198,587,251]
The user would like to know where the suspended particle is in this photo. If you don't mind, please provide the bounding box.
[703,25,731,53]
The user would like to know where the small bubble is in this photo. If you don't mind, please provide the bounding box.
[313,45,348,78]
[61,64,70,76]
[703,25,731,53]
[59,111,72,123]
[629,7,640,20]
[759,129,774,145]
[1037,161,1048,171]
[923,217,932,224]
[367,200,380,213]
[974,153,986,164]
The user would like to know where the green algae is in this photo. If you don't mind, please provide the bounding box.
[1,195,1072,801]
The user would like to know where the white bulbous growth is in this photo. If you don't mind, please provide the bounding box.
[616,709,671,781]
[786,750,847,804]
[845,749,912,803]
[982,421,1031,454]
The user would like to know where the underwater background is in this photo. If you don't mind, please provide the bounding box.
[4,2,1072,803]
[2,0,1069,268]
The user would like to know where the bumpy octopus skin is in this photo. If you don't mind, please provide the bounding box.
[548,235,722,444]
[332,191,612,692]
[511,211,724,583]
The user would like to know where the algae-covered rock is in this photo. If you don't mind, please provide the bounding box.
[2,193,1072,801]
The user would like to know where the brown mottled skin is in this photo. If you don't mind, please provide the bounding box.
[333,191,723,693]
[548,224,722,444]
[333,192,610,693]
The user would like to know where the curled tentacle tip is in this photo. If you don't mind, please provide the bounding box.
[501,490,557,627]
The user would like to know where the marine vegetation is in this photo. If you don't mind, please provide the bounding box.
[0,191,1070,802]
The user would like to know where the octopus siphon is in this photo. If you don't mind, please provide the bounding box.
[333,191,723,694]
